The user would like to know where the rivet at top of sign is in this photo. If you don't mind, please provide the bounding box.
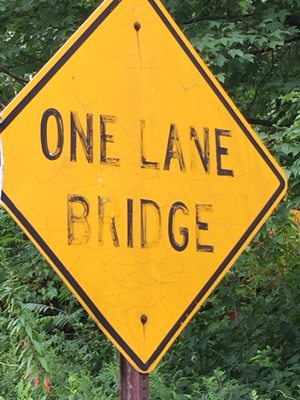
[134,22,141,31]
[140,315,148,325]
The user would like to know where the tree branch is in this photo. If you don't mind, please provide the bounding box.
[285,15,300,29]
[183,12,255,25]
[184,13,300,27]
[246,117,276,127]
[248,34,300,56]
[247,51,275,114]
[0,65,28,85]
[285,34,300,44]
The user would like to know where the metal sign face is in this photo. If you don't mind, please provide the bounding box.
[0,0,287,372]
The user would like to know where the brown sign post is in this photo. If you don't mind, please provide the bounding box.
[120,354,149,400]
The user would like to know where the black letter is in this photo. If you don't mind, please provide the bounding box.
[127,199,133,248]
[196,204,214,253]
[141,199,161,248]
[140,120,160,169]
[70,112,93,162]
[100,115,120,166]
[215,129,234,177]
[190,127,210,173]
[41,108,64,160]
[169,202,189,251]
[164,124,186,172]
[98,197,120,247]
[67,195,91,245]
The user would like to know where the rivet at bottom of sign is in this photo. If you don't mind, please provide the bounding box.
[134,22,141,31]
[140,314,148,324]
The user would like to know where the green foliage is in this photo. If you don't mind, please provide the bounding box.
[0,208,114,398]
[161,214,300,399]
[164,0,300,120]
[1,0,300,398]
[0,0,100,106]
[268,92,300,207]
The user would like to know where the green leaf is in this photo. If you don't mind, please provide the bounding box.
[228,49,244,58]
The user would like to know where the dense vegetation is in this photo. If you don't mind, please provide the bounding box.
[0,0,299,398]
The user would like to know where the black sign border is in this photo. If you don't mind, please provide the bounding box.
[0,0,286,371]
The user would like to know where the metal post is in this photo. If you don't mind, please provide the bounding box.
[120,353,149,400]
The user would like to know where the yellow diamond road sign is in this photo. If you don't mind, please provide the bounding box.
[0,0,287,372]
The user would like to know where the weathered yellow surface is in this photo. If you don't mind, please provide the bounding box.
[0,0,287,372]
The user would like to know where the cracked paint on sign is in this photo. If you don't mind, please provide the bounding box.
[0,0,287,372]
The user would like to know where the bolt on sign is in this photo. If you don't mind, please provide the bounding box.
[0,0,287,373]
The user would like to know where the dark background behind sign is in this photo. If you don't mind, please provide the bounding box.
[0,0,299,397]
